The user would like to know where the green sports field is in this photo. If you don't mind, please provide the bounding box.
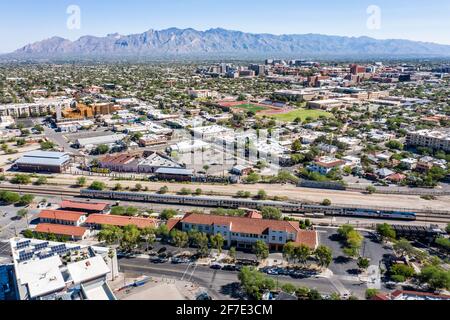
[270,108,332,122]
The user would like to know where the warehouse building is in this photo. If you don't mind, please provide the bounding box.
[75,134,126,148]
[14,151,72,173]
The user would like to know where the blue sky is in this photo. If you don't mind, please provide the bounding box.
[1,0,450,53]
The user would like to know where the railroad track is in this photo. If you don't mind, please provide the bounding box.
[1,184,449,224]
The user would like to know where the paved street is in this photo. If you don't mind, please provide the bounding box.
[118,257,368,300]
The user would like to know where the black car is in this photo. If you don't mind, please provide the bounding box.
[222,265,238,272]
[150,257,168,264]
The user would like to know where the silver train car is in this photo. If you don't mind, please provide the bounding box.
[80,189,416,221]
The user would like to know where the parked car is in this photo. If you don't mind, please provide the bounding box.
[150,257,168,264]
[210,263,222,270]
[222,265,238,272]
[171,257,191,264]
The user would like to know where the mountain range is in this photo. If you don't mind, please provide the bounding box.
[5,27,450,60]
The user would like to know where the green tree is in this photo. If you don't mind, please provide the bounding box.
[254,240,269,261]
[245,172,261,184]
[121,225,141,252]
[17,209,30,227]
[158,186,169,194]
[238,267,275,300]
[281,283,297,294]
[98,226,123,246]
[256,189,268,200]
[95,144,109,155]
[193,232,210,257]
[134,183,143,191]
[229,247,237,261]
[366,185,377,194]
[210,233,225,254]
[171,230,189,249]
[1,191,21,204]
[19,194,35,206]
[307,289,323,300]
[337,224,355,239]
[390,264,415,282]
[419,265,450,290]
[377,224,397,242]
[113,183,123,191]
[357,257,370,270]
[23,229,34,239]
[386,140,404,150]
[435,237,450,253]
[40,141,55,151]
[141,227,156,252]
[283,242,296,263]
[294,244,312,266]
[89,181,107,191]
[34,176,48,185]
[346,230,364,256]
[322,199,332,206]
[261,207,282,220]
[160,209,177,220]
[11,174,31,185]
[315,245,333,268]
[76,177,87,187]
[366,289,380,299]
[178,188,192,195]
[393,239,415,258]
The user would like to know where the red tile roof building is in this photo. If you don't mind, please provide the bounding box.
[34,223,89,240]
[38,210,87,226]
[60,200,110,214]
[85,214,158,229]
[177,213,318,251]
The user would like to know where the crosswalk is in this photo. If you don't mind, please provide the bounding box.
[329,276,350,296]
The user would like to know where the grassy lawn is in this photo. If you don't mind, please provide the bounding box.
[232,103,268,113]
[271,108,333,122]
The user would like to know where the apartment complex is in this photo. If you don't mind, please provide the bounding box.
[406,130,450,152]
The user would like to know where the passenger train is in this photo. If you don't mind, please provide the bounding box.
[80,189,417,221]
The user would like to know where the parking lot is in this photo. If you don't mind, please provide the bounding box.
[0,197,51,240]
[317,227,392,277]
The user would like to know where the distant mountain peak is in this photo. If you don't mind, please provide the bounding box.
[8,27,450,59]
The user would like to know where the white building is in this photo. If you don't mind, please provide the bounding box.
[169,140,211,154]
[8,238,118,300]
[308,156,345,175]
[406,130,450,152]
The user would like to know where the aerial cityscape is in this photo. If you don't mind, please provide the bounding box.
[0,0,449,307]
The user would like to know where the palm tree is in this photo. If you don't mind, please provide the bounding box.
[141,227,156,252]
[108,248,116,281]
[17,209,29,228]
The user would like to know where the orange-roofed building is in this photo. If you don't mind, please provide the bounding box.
[60,200,110,214]
[166,218,182,232]
[85,214,158,230]
[38,210,87,227]
[34,223,89,240]
[178,213,318,251]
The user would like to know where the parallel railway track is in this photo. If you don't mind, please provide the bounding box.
[1,184,449,224]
